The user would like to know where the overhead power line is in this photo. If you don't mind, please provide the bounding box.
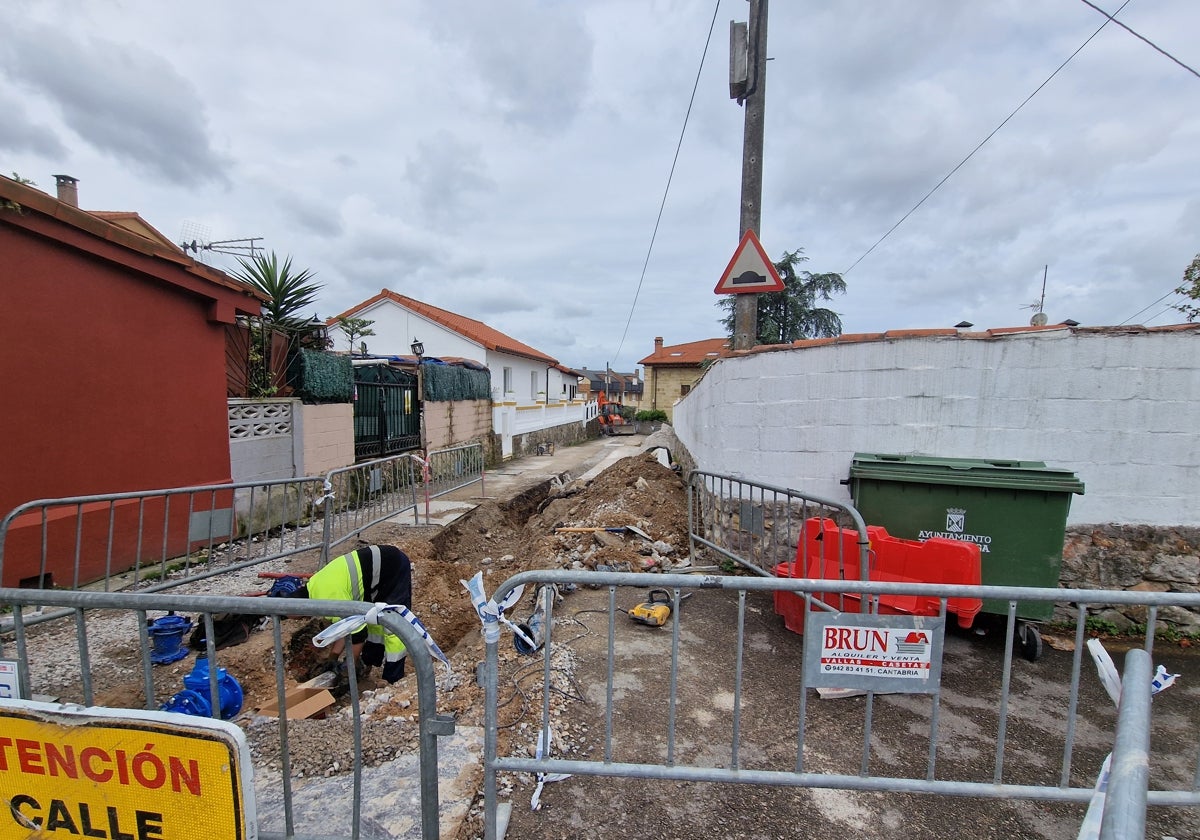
[612,0,722,365]
[842,0,1132,276]
[1078,0,1200,80]
[1118,284,1182,326]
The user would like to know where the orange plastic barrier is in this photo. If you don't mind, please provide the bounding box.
[773,517,982,633]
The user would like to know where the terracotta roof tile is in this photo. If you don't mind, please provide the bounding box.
[834,332,886,343]
[743,323,1200,355]
[0,176,265,306]
[331,289,558,365]
[884,328,958,339]
[638,337,731,366]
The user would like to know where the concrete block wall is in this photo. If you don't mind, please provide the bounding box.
[425,399,491,452]
[296,402,355,476]
[672,326,1199,527]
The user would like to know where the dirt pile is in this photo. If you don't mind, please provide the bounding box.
[392,451,690,658]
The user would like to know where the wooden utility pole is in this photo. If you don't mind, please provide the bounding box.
[733,0,768,351]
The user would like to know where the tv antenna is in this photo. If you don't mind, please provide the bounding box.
[178,220,263,264]
[1021,265,1049,326]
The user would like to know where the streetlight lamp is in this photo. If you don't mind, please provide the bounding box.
[411,338,425,454]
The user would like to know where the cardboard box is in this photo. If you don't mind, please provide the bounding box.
[258,686,336,720]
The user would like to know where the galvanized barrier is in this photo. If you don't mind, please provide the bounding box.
[319,453,422,561]
[480,568,1200,840]
[0,587,451,840]
[0,443,485,594]
[687,469,870,579]
[425,442,486,501]
[0,476,330,594]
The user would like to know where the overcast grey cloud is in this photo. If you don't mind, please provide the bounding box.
[0,92,66,157]
[3,0,1198,369]
[1,18,228,187]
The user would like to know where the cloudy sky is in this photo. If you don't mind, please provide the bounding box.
[3,1,1197,369]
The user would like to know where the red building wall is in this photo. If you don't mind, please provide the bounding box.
[1,206,257,587]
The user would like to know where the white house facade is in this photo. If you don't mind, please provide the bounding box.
[330,290,593,458]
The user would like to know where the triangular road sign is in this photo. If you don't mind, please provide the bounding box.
[714,229,784,294]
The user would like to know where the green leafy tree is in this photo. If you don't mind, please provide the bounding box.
[1173,253,1200,322]
[717,248,846,344]
[337,316,376,354]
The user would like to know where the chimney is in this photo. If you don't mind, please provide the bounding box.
[654,336,664,352]
[53,174,79,207]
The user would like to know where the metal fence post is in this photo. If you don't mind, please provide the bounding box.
[1099,648,1153,840]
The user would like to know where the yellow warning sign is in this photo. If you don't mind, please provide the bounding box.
[0,701,249,840]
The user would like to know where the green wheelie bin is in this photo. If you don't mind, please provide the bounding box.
[846,453,1085,660]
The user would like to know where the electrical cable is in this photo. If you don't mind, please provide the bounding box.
[612,0,722,365]
[1117,285,1182,325]
[1078,0,1200,80]
[1142,305,1180,325]
[842,1,1132,276]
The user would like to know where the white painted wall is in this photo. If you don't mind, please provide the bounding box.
[354,299,483,361]
[672,327,1199,527]
[357,298,565,406]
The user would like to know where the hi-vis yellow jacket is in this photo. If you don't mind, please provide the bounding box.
[305,549,406,663]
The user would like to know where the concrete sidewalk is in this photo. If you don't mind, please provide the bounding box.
[413,433,651,526]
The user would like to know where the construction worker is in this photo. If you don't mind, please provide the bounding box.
[286,544,413,683]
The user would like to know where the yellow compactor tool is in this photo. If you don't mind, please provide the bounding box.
[628,589,690,627]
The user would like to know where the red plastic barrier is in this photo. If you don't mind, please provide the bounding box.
[773,518,982,633]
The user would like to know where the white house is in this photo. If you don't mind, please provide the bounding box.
[330,289,594,457]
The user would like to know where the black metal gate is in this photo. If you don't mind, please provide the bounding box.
[353,366,420,460]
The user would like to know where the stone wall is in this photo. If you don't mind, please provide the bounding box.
[1061,525,1200,634]
[508,419,597,461]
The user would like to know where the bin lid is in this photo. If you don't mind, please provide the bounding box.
[848,453,1085,494]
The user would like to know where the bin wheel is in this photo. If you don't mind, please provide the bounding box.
[1017,624,1043,662]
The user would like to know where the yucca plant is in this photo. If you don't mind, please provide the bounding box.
[232,251,322,331]
[231,251,325,397]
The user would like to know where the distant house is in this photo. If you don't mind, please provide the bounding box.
[576,368,644,410]
[0,174,265,587]
[330,290,590,458]
[639,336,730,422]
[330,289,567,401]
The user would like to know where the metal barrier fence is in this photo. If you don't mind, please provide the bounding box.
[0,443,485,594]
[0,587,450,840]
[426,442,487,500]
[480,569,1200,839]
[0,476,330,594]
[687,469,869,579]
[319,453,422,562]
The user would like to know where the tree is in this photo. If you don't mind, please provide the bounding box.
[231,251,322,332]
[1173,253,1200,322]
[229,251,325,397]
[717,248,847,344]
[337,316,376,354]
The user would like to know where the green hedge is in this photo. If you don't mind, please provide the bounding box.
[423,362,491,402]
[289,349,354,403]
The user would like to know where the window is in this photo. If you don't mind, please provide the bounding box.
[503,367,513,394]
[531,371,539,399]
[680,383,691,396]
